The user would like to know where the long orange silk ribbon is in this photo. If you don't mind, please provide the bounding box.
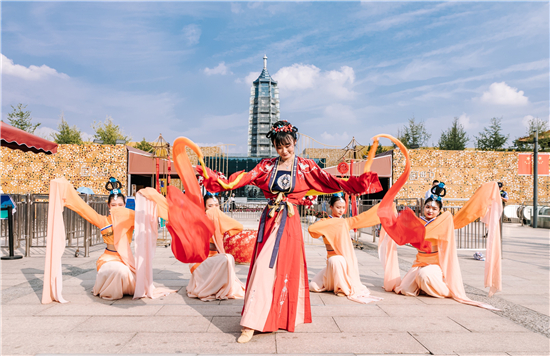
[373,134,430,253]
[166,137,214,263]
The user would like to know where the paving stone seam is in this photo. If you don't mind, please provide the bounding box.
[446,316,473,333]
[113,331,139,355]
[358,244,550,339]
[406,331,433,355]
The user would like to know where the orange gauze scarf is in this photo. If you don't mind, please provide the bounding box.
[42,178,135,304]
[379,184,502,309]
[308,204,382,303]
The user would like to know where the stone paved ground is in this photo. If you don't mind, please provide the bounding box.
[1,222,549,356]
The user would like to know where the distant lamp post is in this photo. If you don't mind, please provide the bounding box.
[152,134,171,194]
[93,139,104,144]
[533,128,538,228]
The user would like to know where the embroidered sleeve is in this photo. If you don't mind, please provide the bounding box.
[301,158,383,196]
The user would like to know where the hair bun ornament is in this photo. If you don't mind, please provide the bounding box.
[497,182,503,189]
[105,177,122,199]
[266,120,298,139]
[430,182,446,201]
[332,192,344,198]
[205,191,219,197]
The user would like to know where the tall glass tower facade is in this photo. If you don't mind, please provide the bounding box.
[248,55,280,157]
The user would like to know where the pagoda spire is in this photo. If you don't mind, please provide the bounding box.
[263,54,267,70]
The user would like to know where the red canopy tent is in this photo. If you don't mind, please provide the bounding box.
[1,122,58,154]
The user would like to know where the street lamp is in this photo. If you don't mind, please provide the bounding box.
[533,128,538,228]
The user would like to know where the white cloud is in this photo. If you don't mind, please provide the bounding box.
[479,82,528,106]
[323,104,357,124]
[34,123,94,142]
[238,64,356,99]
[235,71,261,85]
[81,131,94,142]
[274,64,320,90]
[320,131,350,143]
[247,2,262,9]
[204,62,231,76]
[522,115,534,129]
[458,113,476,130]
[230,3,243,14]
[34,126,58,140]
[274,64,356,100]
[1,54,69,81]
[364,59,448,86]
[182,24,201,45]
[181,111,248,143]
[3,59,181,143]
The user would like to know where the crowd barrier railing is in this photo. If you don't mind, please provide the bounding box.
[1,194,499,257]
[1,194,109,257]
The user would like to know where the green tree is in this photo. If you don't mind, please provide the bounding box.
[52,113,83,144]
[438,117,469,150]
[135,137,153,152]
[525,117,548,135]
[362,143,385,158]
[4,104,41,133]
[513,117,550,151]
[474,117,509,150]
[398,117,431,149]
[91,116,130,145]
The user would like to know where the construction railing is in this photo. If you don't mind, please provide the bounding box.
[2,193,494,257]
[1,193,109,257]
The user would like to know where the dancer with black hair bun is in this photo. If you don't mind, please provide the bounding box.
[308,193,383,304]
[185,192,246,301]
[195,120,383,342]
[376,133,502,309]
[92,178,136,299]
[42,177,173,303]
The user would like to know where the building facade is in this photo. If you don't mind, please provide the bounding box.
[392,149,549,205]
[248,55,280,157]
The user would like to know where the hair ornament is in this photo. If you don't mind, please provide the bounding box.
[430,182,446,202]
[205,191,219,197]
[266,120,298,139]
[105,177,122,199]
[332,192,344,198]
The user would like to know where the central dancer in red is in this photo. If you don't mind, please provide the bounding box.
[197,120,382,343]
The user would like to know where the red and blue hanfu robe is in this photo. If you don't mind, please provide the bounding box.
[198,155,382,332]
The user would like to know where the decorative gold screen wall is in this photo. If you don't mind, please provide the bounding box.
[1,145,127,195]
[393,150,549,205]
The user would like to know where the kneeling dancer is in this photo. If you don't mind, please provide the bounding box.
[308,193,382,304]
[377,133,501,309]
[42,177,173,303]
[186,192,246,301]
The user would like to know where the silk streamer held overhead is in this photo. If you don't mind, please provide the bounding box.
[368,135,430,252]
[166,137,214,263]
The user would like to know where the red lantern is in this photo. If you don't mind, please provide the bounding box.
[337,161,349,174]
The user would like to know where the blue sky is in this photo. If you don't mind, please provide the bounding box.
[2,1,548,152]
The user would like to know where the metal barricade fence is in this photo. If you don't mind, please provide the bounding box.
[228,201,266,221]
[301,197,487,250]
[1,194,490,256]
[441,199,488,250]
[0,193,109,257]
